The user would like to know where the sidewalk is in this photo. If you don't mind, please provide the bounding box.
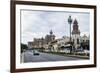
[20,52,24,63]
[43,51,89,59]
[65,55,89,59]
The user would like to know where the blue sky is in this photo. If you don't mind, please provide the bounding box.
[21,10,90,44]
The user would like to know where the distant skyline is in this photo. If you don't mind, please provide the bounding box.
[21,10,90,44]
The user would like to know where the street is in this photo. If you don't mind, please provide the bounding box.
[21,50,85,63]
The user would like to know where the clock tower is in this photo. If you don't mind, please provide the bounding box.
[72,19,80,49]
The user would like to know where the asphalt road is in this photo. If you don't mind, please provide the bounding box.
[21,50,85,63]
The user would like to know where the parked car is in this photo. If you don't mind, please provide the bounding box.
[33,50,40,55]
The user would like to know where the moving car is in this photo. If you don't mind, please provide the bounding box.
[33,50,40,55]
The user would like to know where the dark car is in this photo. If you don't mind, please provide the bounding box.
[33,50,40,55]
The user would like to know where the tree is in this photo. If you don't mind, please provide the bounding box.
[81,40,89,50]
[21,43,28,53]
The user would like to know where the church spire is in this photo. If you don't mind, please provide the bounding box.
[73,19,78,30]
[50,30,53,35]
[72,19,80,35]
[73,19,78,25]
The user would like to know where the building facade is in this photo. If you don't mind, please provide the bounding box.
[72,19,81,50]
[81,34,90,50]
[28,30,55,50]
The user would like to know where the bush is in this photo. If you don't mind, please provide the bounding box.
[21,43,28,53]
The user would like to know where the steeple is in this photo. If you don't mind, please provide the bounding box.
[73,19,78,30]
[50,30,53,35]
[72,19,80,35]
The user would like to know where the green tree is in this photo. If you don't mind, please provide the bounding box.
[21,43,28,53]
[81,40,89,50]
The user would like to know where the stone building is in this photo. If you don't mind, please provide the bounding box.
[47,36,70,52]
[30,30,55,50]
[45,30,55,44]
[80,34,90,50]
[72,19,81,49]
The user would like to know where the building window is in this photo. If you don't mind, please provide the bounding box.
[83,40,84,42]
[77,38,79,44]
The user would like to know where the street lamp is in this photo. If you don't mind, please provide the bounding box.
[68,15,72,53]
[41,37,43,47]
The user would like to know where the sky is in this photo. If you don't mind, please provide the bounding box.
[21,10,90,44]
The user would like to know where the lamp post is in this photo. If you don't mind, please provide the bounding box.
[41,37,44,51]
[68,15,72,54]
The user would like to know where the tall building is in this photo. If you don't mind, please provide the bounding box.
[45,30,55,44]
[30,30,55,49]
[72,19,80,49]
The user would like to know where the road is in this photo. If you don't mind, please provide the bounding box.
[21,50,85,63]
